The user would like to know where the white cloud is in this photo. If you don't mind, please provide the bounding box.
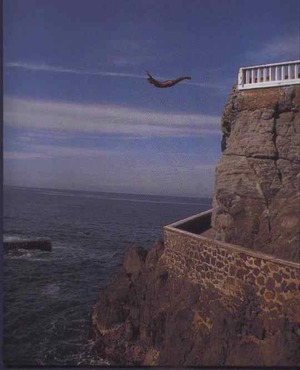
[4,151,42,160]
[4,148,216,197]
[4,144,119,160]
[4,97,221,137]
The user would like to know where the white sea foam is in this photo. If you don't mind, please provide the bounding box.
[3,235,24,242]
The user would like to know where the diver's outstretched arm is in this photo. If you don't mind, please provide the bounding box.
[146,71,163,87]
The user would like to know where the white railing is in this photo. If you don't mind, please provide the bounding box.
[238,60,300,90]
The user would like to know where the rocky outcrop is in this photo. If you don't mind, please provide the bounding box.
[92,241,300,366]
[92,83,300,366]
[212,84,300,262]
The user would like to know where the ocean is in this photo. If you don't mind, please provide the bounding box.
[3,186,211,366]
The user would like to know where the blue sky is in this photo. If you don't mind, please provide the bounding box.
[3,0,299,197]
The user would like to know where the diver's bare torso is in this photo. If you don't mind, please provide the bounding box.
[146,71,191,88]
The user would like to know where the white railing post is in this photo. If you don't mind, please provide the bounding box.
[246,70,250,84]
[288,65,292,79]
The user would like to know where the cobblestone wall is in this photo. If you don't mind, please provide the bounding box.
[163,226,300,319]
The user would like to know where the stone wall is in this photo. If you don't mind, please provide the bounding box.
[163,218,299,321]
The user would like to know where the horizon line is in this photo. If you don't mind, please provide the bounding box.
[3,183,213,200]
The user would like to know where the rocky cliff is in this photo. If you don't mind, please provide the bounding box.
[92,84,300,366]
[93,242,299,366]
[213,84,300,262]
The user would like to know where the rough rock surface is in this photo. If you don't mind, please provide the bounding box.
[92,84,300,366]
[92,241,300,366]
[212,84,300,262]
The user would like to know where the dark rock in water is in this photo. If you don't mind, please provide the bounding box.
[92,240,300,366]
[4,239,52,252]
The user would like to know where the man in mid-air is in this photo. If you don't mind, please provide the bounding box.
[146,71,191,88]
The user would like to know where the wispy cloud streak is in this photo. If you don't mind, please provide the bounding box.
[4,97,221,137]
[5,62,218,88]
[5,62,145,79]
[4,144,118,160]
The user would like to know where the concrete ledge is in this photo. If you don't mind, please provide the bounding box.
[166,209,212,233]
[164,209,299,269]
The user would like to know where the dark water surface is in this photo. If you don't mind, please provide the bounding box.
[3,186,211,366]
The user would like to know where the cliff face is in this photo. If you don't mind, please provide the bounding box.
[212,85,300,262]
[92,83,300,366]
